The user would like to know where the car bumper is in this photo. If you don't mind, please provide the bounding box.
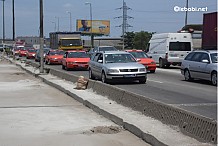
[106,73,147,80]
[50,59,62,64]
[167,57,184,63]
[67,64,89,69]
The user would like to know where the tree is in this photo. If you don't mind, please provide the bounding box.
[123,31,135,49]
[133,31,153,51]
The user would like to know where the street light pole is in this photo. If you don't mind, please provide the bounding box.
[55,16,59,32]
[1,0,5,44]
[66,11,72,32]
[39,0,44,73]
[185,0,188,26]
[85,2,94,48]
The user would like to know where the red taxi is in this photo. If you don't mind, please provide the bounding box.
[62,50,90,70]
[45,50,64,65]
[18,47,28,57]
[26,49,37,59]
[126,49,156,73]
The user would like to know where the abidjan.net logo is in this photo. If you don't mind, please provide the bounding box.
[174,6,208,12]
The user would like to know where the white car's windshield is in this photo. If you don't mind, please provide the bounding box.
[105,54,136,63]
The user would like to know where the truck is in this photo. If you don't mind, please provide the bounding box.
[49,32,83,50]
[202,12,217,50]
[147,33,193,68]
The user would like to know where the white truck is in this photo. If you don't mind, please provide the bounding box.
[147,33,193,68]
[49,32,83,50]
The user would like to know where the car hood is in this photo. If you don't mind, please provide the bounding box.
[105,62,144,69]
[66,58,90,62]
[138,58,155,64]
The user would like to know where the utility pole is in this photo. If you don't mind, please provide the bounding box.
[85,2,94,48]
[115,0,133,50]
[39,0,44,73]
[12,0,15,41]
[1,0,5,44]
[185,0,188,26]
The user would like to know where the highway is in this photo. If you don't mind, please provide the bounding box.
[43,63,217,120]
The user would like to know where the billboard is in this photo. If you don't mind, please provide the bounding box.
[76,20,110,35]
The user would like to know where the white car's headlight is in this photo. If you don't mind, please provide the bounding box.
[108,69,119,73]
[139,68,146,72]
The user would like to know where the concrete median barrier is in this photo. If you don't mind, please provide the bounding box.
[92,82,125,104]
[46,67,217,144]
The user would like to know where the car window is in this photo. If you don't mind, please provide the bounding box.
[184,52,195,61]
[93,53,100,62]
[68,52,89,58]
[210,53,218,63]
[190,52,203,62]
[97,54,103,63]
[169,42,191,51]
[105,54,136,63]
[200,53,209,62]
[129,51,148,58]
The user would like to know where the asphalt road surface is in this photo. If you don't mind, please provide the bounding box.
[44,63,217,120]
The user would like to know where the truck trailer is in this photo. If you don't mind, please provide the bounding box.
[202,12,217,50]
[50,32,83,50]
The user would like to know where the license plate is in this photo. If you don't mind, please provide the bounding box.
[124,74,136,77]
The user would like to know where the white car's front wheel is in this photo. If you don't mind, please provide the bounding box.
[211,72,217,86]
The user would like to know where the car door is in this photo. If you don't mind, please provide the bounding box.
[198,53,211,80]
[91,53,100,76]
[95,53,104,77]
[189,52,203,78]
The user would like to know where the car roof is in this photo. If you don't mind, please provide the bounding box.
[126,49,143,52]
[193,50,217,53]
[101,51,130,54]
[66,50,86,53]
[97,46,115,47]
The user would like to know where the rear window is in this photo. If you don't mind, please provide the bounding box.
[169,42,191,51]
[68,52,89,58]
[129,51,149,58]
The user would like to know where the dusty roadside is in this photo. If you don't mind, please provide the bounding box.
[0,57,150,146]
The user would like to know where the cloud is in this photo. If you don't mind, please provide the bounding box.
[63,3,72,8]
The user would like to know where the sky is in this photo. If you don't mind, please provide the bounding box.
[0,0,217,39]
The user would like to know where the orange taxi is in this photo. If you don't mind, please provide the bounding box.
[126,49,156,73]
[26,48,37,59]
[62,50,90,70]
[45,50,64,65]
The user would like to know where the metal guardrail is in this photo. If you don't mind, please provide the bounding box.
[29,61,217,144]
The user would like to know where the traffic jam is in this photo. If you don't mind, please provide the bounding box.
[11,31,217,86]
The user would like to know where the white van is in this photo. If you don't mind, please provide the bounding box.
[147,33,193,68]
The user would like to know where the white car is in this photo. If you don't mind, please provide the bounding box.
[88,51,147,84]
[181,50,217,86]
